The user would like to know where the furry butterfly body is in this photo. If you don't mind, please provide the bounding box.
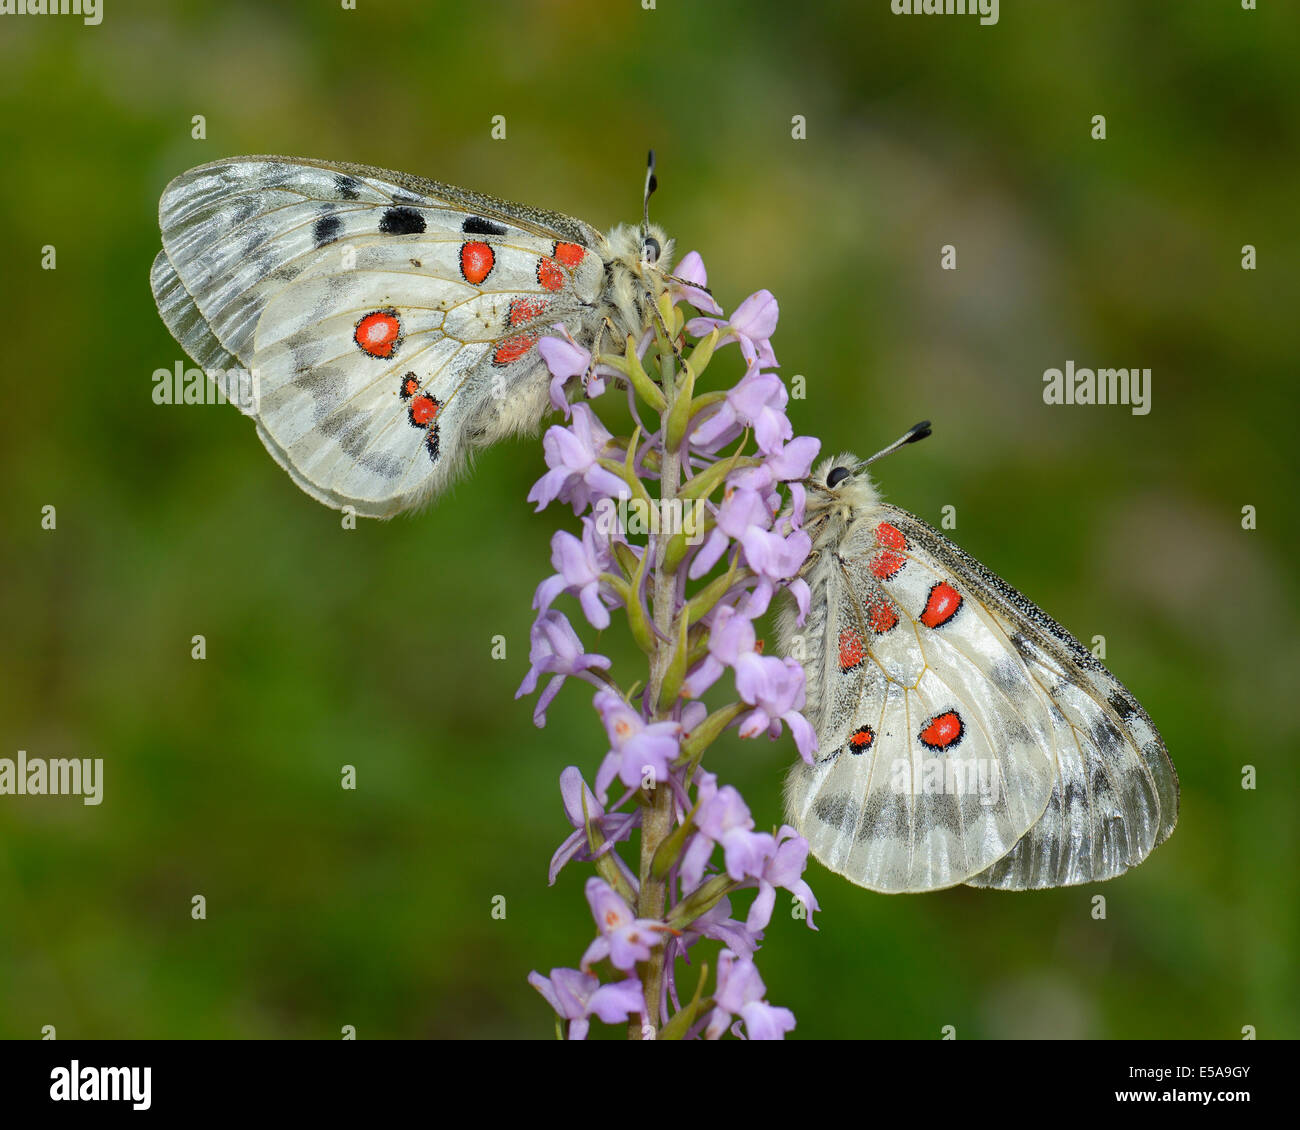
[779,453,1178,893]
[151,156,673,517]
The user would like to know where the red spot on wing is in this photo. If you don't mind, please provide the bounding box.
[838,628,864,671]
[400,373,420,399]
[354,309,401,358]
[867,597,899,634]
[876,522,906,550]
[848,726,875,753]
[508,296,548,327]
[537,256,565,291]
[493,331,540,366]
[919,711,964,750]
[869,523,907,579]
[409,394,440,427]
[870,550,905,579]
[921,581,962,628]
[460,241,495,284]
[554,241,586,268]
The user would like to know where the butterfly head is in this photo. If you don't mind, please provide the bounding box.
[602,221,676,340]
[808,453,881,528]
[804,423,932,545]
[605,222,675,277]
[803,455,882,551]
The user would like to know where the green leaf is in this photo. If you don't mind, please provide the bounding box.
[650,797,701,881]
[679,449,759,502]
[677,701,747,769]
[657,964,713,1041]
[684,557,744,626]
[667,874,737,929]
[618,334,667,413]
[661,511,715,575]
[656,612,690,712]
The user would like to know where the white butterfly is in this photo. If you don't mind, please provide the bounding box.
[151,155,674,517]
[779,424,1179,893]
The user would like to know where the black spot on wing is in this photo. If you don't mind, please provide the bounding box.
[1007,718,1036,746]
[462,215,508,236]
[313,213,343,247]
[240,231,267,261]
[379,206,427,235]
[334,174,362,200]
[294,366,343,422]
[1090,716,1125,757]
[814,794,857,830]
[858,791,910,842]
[990,659,1023,694]
[1061,779,1087,810]
[317,412,405,478]
[1108,690,1137,721]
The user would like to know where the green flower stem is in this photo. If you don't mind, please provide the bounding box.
[632,333,685,1040]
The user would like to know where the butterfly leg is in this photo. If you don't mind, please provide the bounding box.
[583,316,619,396]
[646,289,687,367]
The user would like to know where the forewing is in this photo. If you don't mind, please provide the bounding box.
[151,156,607,515]
[878,507,1179,889]
[786,515,1059,892]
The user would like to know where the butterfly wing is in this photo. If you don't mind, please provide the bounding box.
[876,508,1179,890]
[152,156,609,516]
[785,513,1060,892]
[786,503,1178,893]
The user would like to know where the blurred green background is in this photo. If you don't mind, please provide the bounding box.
[1,0,1296,1040]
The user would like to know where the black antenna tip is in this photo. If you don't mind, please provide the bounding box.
[905,420,932,444]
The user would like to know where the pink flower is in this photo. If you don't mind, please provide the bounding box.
[690,369,792,455]
[533,519,619,630]
[688,486,772,580]
[745,825,820,932]
[515,610,612,726]
[528,405,626,514]
[686,289,779,369]
[528,968,644,1040]
[548,766,640,886]
[592,689,682,797]
[580,877,667,972]
[704,950,796,1040]
[735,655,818,761]
[669,250,723,315]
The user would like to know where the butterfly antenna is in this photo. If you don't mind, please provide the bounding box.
[642,149,658,235]
[856,420,932,471]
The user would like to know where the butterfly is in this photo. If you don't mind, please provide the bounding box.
[778,423,1179,893]
[150,154,675,517]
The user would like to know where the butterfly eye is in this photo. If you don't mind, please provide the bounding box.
[641,235,661,265]
[826,466,851,488]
